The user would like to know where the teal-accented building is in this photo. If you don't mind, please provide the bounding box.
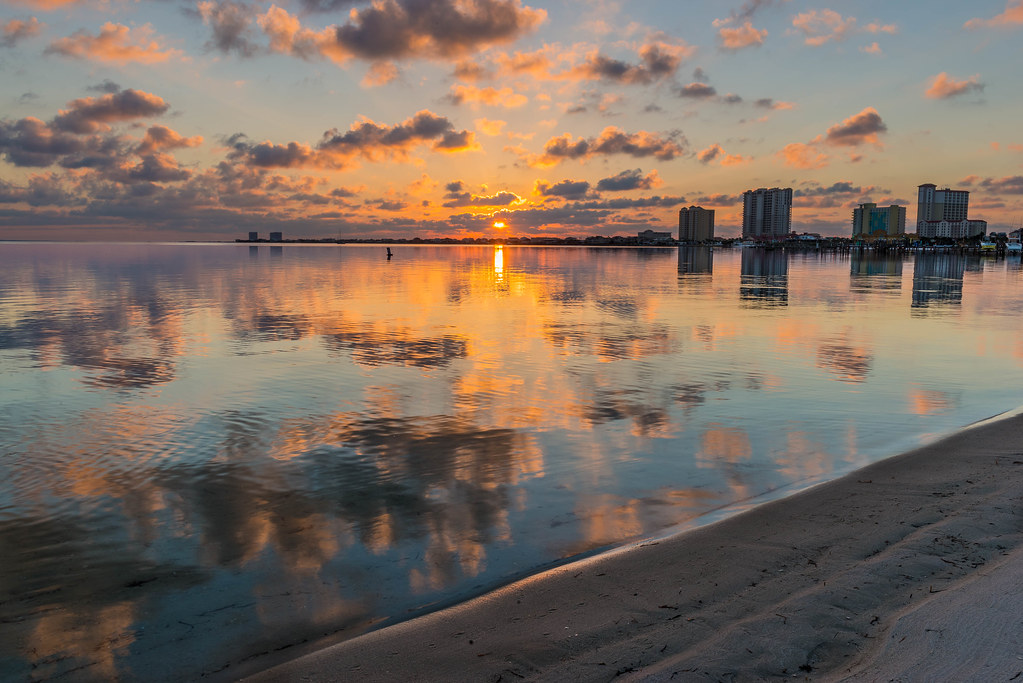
[852,203,906,238]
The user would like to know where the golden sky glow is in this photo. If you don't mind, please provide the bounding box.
[0,2,1021,240]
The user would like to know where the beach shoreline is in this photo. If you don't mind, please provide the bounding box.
[243,411,1023,681]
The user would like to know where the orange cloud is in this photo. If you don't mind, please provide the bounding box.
[362,62,399,87]
[474,118,507,136]
[823,107,887,147]
[715,20,767,50]
[860,41,881,54]
[447,85,528,108]
[925,72,985,99]
[721,152,752,166]
[791,9,856,46]
[697,143,724,164]
[45,23,179,64]
[777,142,828,169]
[965,0,1023,29]
[2,17,43,47]
[136,125,203,155]
[697,143,750,166]
[6,0,78,7]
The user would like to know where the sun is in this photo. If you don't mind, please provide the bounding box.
[493,221,507,230]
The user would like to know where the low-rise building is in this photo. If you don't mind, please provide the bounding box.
[638,230,673,244]
[917,219,987,239]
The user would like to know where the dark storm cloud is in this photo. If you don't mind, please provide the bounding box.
[87,79,122,94]
[533,127,686,166]
[0,90,174,171]
[824,108,887,146]
[52,90,170,134]
[571,195,685,210]
[196,0,262,57]
[298,0,363,12]
[329,0,546,60]
[442,181,519,207]
[574,43,683,84]
[596,169,658,192]
[796,181,861,196]
[675,82,717,98]
[535,179,591,200]
[226,111,475,169]
[0,118,88,167]
[979,175,1023,194]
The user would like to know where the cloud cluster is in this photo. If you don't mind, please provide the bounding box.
[964,1,1023,29]
[442,181,521,207]
[925,72,985,100]
[696,143,751,166]
[198,0,546,70]
[447,85,528,108]
[789,10,896,47]
[0,89,178,168]
[2,17,42,48]
[712,0,782,51]
[777,107,887,169]
[456,39,692,90]
[529,127,686,167]
[595,169,661,192]
[715,21,767,50]
[568,42,691,84]
[46,22,180,64]
[227,110,478,169]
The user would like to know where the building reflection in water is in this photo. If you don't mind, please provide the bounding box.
[740,248,788,306]
[912,252,966,309]
[677,246,713,295]
[850,252,903,294]
[678,246,713,275]
[2,244,1023,681]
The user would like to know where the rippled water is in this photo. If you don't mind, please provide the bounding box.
[1,243,1022,680]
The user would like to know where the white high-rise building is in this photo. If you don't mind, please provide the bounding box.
[742,188,792,239]
[916,183,969,230]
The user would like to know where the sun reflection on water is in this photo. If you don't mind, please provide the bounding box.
[1,244,1023,680]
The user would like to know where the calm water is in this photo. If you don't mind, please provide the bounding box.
[1,243,1022,680]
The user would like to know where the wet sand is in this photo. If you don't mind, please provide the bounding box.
[246,413,1023,681]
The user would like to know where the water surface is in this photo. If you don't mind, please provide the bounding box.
[1,243,1022,680]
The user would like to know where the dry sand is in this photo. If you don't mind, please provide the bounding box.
[246,413,1023,682]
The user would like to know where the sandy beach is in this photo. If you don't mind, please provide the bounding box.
[245,413,1023,682]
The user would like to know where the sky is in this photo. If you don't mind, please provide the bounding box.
[0,0,1022,241]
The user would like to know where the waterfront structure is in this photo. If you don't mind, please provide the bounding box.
[637,229,673,244]
[742,188,792,240]
[269,231,283,242]
[852,203,906,237]
[917,219,988,239]
[916,184,969,230]
[678,206,715,242]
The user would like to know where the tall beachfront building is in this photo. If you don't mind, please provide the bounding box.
[678,206,715,242]
[852,203,906,237]
[916,183,986,238]
[742,187,792,239]
[916,184,969,228]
